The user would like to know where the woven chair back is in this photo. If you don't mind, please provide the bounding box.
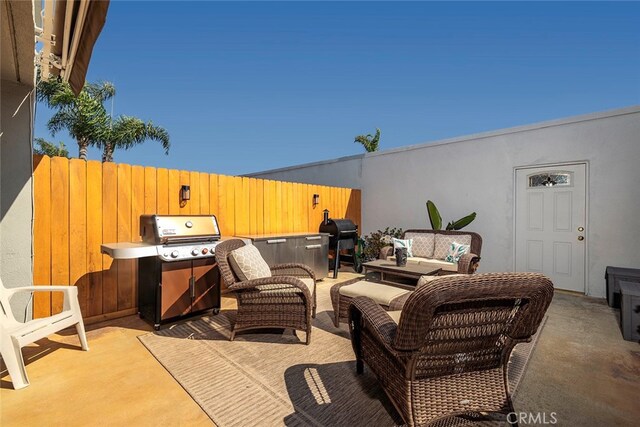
[393,272,553,377]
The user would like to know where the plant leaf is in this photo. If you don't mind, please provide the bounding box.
[426,200,442,230]
[447,212,477,230]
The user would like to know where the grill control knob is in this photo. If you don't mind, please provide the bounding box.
[170,251,179,258]
[191,249,199,256]
[201,248,208,255]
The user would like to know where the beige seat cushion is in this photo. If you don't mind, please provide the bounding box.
[339,281,410,306]
[417,273,464,287]
[229,244,272,281]
[387,310,402,324]
[433,234,472,260]
[298,277,315,293]
[418,258,458,272]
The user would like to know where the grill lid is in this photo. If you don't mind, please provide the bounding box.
[319,218,358,239]
[141,215,220,244]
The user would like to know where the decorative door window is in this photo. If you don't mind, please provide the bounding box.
[528,171,572,188]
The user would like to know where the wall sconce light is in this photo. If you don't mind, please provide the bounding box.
[181,185,191,201]
[312,193,320,207]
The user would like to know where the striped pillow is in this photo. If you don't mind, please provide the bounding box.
[445,241,470,263]
[393,238,413,257]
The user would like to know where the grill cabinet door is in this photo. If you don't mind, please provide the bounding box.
[192,258,219,313]
[160,260,193,320]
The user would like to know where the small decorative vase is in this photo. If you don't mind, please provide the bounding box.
[395,247,408,267]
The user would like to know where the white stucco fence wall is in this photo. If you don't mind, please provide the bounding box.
[249,106,640,298]
[1,80,35,321]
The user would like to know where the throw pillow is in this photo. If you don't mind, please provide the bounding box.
[434,234,472,259]
[445,241,470,263]
[393,238,413,257]
[229,244,272,281]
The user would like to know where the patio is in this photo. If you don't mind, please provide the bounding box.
[1,269,638,426]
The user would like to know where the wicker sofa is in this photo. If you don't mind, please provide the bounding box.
[380,229,482,275]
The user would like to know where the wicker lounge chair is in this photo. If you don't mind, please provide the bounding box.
[348,272,554,426]
[215,239,316,344]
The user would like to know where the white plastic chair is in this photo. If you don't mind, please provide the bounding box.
[0,278,89,389]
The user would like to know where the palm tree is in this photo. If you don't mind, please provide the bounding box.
[37,79,115,160]
[354,128,381,152]
[33,137,70,158]
[99,115,170,162]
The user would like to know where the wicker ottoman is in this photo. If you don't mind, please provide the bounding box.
[330,279,412,327]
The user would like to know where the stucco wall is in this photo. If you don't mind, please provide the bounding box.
[246,154,364,189]
[250,107,640,298]
[1,79,35,321]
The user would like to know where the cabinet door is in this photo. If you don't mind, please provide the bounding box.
[192,258,219,312]
[253,238,296,266]
[296,235,329,279]
[160,260,192,320]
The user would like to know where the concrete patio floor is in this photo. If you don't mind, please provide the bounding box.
[1,271,638,426]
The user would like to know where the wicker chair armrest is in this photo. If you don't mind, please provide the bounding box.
[457,253,481,274]
[349,296,398,353]
[270,263,316,281]
[379,245,393,260]
[227,276,312,301]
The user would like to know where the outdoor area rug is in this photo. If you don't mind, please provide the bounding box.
[138,280,545,427]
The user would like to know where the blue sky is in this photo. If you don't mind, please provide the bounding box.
[34,1,640,175]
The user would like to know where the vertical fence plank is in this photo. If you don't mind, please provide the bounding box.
[168,169,180,214]
[156,168,169,215]
[131,165,145,308]
[199,172,210,215]
[102,162,118,314]
[117,164,134,311]
[32,155,51,318]
[274,180,282,233]
[234,177,248,234]
[144,166,157,215]
[218,175,235,235]
[262,180,272,233]
[249,178,257,234]
[69,159,88,315]
[190,171,200,215]
[50,157,69,314]
[256,179,264,234]
[86,160,103,317]
[209,173,219,217]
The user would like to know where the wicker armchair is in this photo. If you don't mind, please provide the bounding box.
[348,273,554,426]
[215,239,316,344]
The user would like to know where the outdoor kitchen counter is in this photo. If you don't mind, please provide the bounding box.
[234,233,330,280]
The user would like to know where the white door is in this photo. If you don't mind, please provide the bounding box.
[515,164,586,293]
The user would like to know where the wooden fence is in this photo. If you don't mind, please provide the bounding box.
[32,155,361,324]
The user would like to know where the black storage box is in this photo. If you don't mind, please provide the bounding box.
[620,281,640,342]
[605,266,640,308]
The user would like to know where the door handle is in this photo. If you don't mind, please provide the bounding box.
[267,239,286,244]
[305,236,322,241]
[578,227,584,232]
[189,276,196,298]
[305,244,321,249]
[578,236,584,241]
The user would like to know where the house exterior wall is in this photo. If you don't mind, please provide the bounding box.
[1,80,35,321]
[251,107,640,298]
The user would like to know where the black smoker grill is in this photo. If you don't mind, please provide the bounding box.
[318,209,358,278]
